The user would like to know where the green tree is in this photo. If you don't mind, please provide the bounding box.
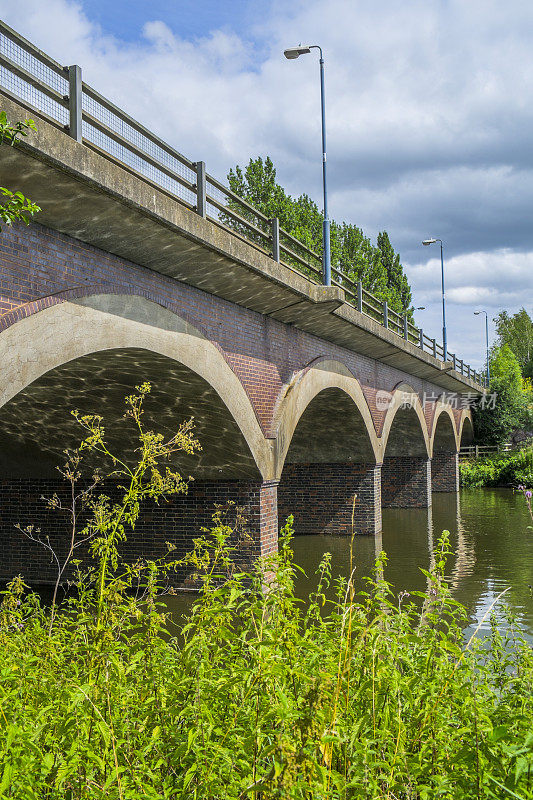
[226,156,412,316]
[494,308,533,377]
[0,112,40,226]
[474,344,528,445]
[377,230,412,313]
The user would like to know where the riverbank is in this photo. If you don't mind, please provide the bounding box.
[2,520,533,799]
[459,445,533,487]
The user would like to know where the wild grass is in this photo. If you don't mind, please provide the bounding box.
[1,386,533,799]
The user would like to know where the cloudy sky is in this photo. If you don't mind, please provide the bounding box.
[1,0,532,369]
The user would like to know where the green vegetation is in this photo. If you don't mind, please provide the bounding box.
[494,308,533,380]
[2,387,533,799]
[460,445,533,488]
[474,344,533,446]
[0,112,40,227]
[227,156,413,316]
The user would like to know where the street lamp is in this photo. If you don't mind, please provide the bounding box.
[284,44,331,286]
[474,310,490,384]
[415,306,425,310]
[422,238,447,361]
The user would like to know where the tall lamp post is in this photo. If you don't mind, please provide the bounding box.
[422,238,447,361]
[284,44,331,286]
[474,310,490,385]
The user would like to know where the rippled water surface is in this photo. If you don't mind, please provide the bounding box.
[162,489,533,640]
[291,489,533,640]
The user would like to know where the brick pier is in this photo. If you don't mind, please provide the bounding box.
[278,462,382,536]
[431,451,460,493]
[0,478,278,586]
[381,456,432,508]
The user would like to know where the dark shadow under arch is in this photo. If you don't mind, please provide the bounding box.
[432,411,457,454]
[283,387,375,465]
[0,347,261,480]
[278,387,381,536]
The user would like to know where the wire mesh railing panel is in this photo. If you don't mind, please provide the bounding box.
[206,179,271,250]
[82,119,196,206]
[0,65,68,126]
[0,28,67,96]
[82,90,196,189]
[279,231,322,281]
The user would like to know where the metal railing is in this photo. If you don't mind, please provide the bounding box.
[0,20,487,387]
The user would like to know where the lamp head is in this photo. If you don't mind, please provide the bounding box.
[474,311,480,316]
[284,45,311,59]
[416,306,425,310]
[422,238,437,246]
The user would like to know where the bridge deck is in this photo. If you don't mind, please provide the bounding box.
[0,92,482,395]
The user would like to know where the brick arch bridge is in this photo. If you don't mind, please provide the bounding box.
[1,282,473,585]
[0,91,479,585]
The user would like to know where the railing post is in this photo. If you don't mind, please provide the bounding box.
[357,281,363,313]
[403,315,408,340]
[68,65,82,142]
[271,217,280,262]
[467,364,471,379]
[452,354,456,370]
[194,161,206,218]
[432,338,437,358]
[475,445,479,458]
[419,328,423,349]
[383,301,388,329]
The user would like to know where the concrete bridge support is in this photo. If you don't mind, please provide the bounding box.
[278,462,382,536]
[381,456,432,508]
[0,297,280,585]
[380,397,432,509]
[431,452,460,493]
[275,377,382,537]
[430,407,463,494]
[0,477,278,586]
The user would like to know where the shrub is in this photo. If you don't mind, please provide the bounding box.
[1,387,533,798]
[460,446,533,488]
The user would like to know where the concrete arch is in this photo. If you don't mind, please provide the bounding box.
[273,359,380,478]
[458,411,475,447]
[379,383,431,460]
[430,402,460,456]
[0,293,273,479]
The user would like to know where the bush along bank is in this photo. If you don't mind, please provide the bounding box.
[460,445,533,488]
[2,386,533,799]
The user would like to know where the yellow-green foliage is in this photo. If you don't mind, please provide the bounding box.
[1,388,533,799]
[2,528,533,799]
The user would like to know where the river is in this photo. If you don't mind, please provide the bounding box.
[291,488,533,641]
[162,488,533,641]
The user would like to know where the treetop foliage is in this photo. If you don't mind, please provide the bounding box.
[475,344,533,445]
[494,307,533,378]
[227,156,413,317]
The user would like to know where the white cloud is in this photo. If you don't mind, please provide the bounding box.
[1,0,533,368]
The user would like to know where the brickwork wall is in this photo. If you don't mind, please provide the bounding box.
[381,456,432,508]
[0,222,453,438]
[278,462,382,536]
[431,451,459,493]
[0,478,277,587]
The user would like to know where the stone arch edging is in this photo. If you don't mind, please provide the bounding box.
[458,410,475,446]
[271,357,380,479]
[379,382,431,461]
[429,401,460,457]
[0,290,275,480]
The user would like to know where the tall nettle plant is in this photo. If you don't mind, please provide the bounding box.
[1,386,533,799]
